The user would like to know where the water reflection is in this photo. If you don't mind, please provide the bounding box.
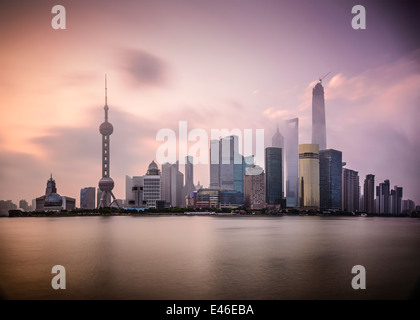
[0,216,419,299]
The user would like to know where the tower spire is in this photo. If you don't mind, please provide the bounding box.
[104,74,109,122]
[105,74,107,106]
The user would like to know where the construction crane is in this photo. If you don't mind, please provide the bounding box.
[319,71,331,83]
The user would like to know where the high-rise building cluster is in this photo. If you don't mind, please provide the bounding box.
[11,75,416,215]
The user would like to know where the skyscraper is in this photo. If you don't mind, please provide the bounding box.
[170,162,184,207]
[183,156,196,200]
[80,187,96,209]
[244,165,266,209]
[390,185,403,215]
[299,144,320,209]
[209,135,251,194]
[282,118,299,207]
[265,147,283,205]
[377,179,390,214]
[97,76,118,208]
[319,149,342,211]
[272,127,284,199]
[161,161,184,207]
[363,174,375,214]
[342,168,359,212]
[312,81,327,151]
[143,160,161,208]
[272,127,284,148]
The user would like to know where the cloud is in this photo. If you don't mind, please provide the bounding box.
[262,107,290,119]
[322,50,420,203]
[120,49,169,88]
[0,107,164,204]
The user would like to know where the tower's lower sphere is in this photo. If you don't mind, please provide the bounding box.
[99,177,114,191]
[99,122,114,135]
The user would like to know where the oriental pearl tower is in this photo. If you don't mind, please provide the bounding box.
[97,75,119,208]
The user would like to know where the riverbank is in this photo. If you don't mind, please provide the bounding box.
[5,209,420,218]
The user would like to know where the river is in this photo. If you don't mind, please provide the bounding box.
[0,215,419,299]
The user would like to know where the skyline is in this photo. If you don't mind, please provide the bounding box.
[1,0,420,205]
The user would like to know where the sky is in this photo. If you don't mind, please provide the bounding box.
[0,0,419,206]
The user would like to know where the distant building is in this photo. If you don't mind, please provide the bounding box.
[282,118,299,208]
[319,149,342,211]
[209,135,252,194]
[196,181,203,190]
[402,199,415,214]
[342,168,359,212]
[126,175,144,208]
[36,174,75,211]
[186,191,198,208]
[80,187,96,209]
[0,200,17,216]
[19,199,30,211]
[61,196,76,211]
[244,165,266,209]
[196,188,220,208]
[220,190,244,208]
[377,179,390,214]
[161,161,184,207]
[265,147,283,205]
[299,144,320,209]
[390,185,403,215]
[183,156,196,204]
[359,193,364,212]
[126,161,161,208]
[143,161,161,208]
[363,174,375,214]
[272,128,285,202]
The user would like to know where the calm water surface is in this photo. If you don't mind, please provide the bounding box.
[0,216,419,299]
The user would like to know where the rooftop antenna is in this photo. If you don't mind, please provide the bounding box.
[319,71,331,84]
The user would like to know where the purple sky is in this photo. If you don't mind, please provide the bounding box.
[0,0,419,206]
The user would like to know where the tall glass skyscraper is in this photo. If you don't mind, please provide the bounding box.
[299,144,319,208]
[390,185,403,215]
[265,147,283,205]
[312,81,327,151]
[377,179,391,214]
[283,118,299,207]
[342,168,359,212]
[363,174,375,214]
[319,149,342,211]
